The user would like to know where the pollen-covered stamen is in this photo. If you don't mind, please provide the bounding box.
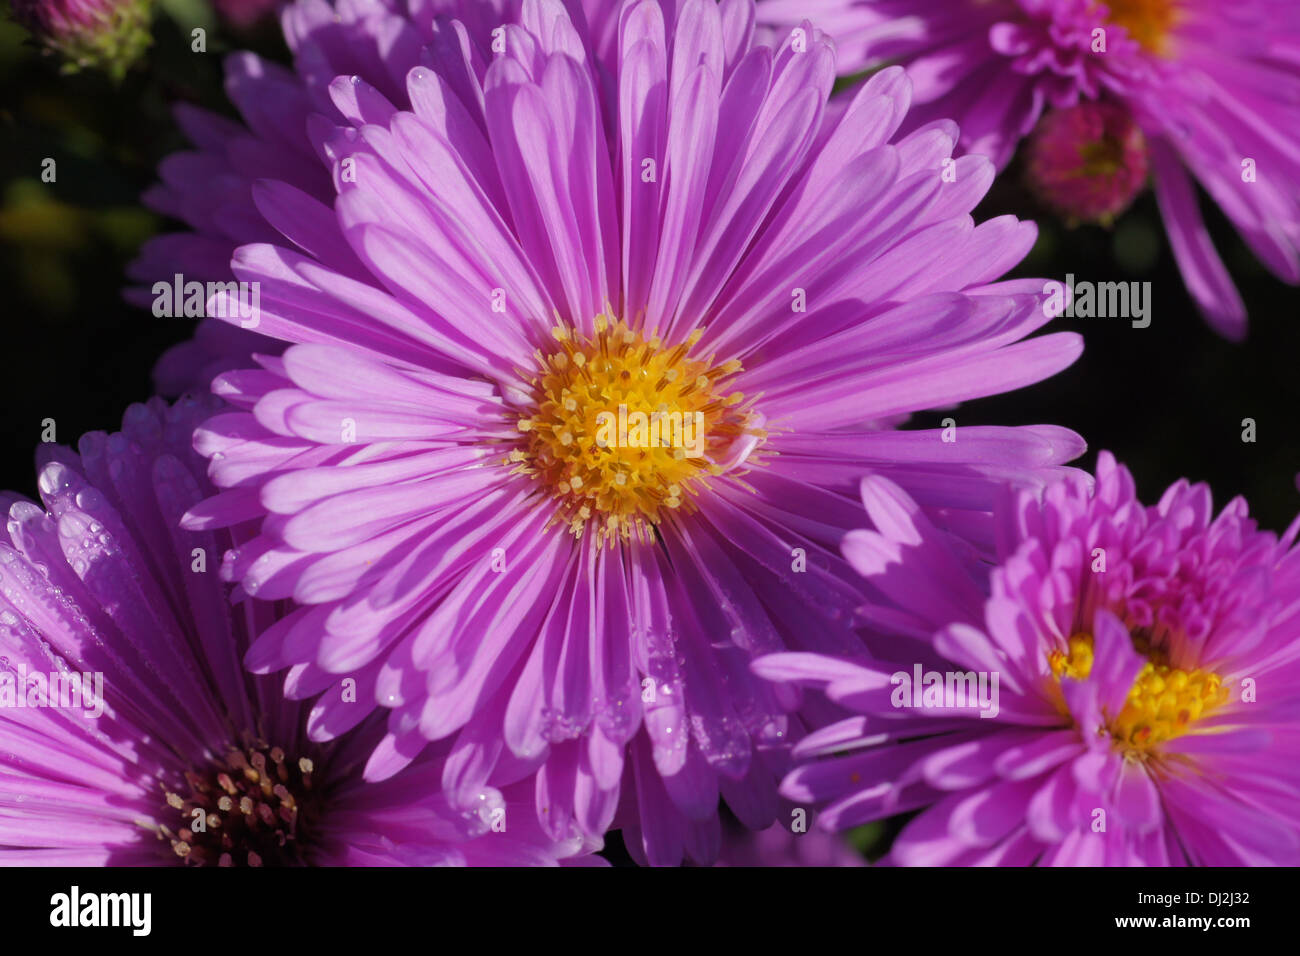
[159,743,319,866]
[510,313,762,545]
[1049,632,1230,754]
[1048,632,1095,682]
[1112,659,1228,751]
[1103,0,1178,55]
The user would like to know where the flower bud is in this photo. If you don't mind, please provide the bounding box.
[11,0,153,79]
[1025,102,1149,226]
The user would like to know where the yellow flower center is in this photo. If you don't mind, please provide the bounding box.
[1049,632,1229,755]
[509,313,760,545]
[1102,0,1178,55]
[1048,633,1096,681]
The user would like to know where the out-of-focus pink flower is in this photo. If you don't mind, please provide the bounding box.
[1025,102,1149,226]
[213,0,281,30]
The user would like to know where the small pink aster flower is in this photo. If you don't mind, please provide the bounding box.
[756,0,1300,338]
[755,453,1300,865]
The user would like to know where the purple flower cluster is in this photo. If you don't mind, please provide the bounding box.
[3,0,1296,868]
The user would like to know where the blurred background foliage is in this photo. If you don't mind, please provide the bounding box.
[1,0,1297,866]
[0,0,282,481]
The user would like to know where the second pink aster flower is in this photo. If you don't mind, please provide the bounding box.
[757,0,1300,338]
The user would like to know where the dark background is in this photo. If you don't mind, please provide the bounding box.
[0,2,278,491]
[1,3,1296,866]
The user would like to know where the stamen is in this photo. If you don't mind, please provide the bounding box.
[512,312,764,545]
[1102,0,1178,55]
[1049,631,1229,756]
[158,740,321,866]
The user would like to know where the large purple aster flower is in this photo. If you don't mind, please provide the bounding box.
[169,0,1084,865]
[0,396,596,866]
[757,0,1300,338]
[755,453,1300,865]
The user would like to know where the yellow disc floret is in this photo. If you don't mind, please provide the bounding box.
[1048,631,1230,756]
[1049,632,1095,681]
[508,313,761,545]
[1102,0,1178,55]
[1111,660,1228,752]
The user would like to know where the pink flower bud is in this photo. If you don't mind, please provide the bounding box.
[1025,102,1150,226]
[11,0,153,79]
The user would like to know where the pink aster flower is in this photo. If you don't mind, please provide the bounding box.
[0,395,597,866]
[171,0,1083,865]
[756,0,1300,338]
[755,453,1300,865]
[11,0,153,78]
